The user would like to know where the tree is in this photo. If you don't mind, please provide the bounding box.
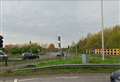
[71,25,120,53]
[48,43,56,51]
[4,43,42,55]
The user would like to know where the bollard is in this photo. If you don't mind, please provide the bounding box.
[14,79,18,82]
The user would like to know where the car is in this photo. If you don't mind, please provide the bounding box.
[56,51,64,57]
[22,53,39,60]
[0,51,8,60]
[110,70,120,82]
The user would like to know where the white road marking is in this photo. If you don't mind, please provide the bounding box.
[19,76,80,82]
[55,76,80,79]
[14,79,18,82]
[19,78,42,82]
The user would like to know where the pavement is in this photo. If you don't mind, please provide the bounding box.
[0,73,111,82]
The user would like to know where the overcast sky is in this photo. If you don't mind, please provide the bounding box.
[0,0,119,47]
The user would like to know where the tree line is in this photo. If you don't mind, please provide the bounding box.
[71,25,120,53]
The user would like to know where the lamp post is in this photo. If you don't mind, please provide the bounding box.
[101,0,105,60]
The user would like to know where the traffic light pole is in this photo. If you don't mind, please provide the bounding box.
[0,1,8,67]
[4,57,8,66]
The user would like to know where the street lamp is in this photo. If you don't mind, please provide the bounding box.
[101,0,105,60]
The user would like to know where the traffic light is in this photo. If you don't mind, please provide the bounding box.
[58,36,61,49]
[0,35,3,48]
[58,36,61,41]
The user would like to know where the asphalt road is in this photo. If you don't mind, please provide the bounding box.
[0,73,111,82]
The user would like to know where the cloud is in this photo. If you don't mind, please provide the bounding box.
[1,0,119,47]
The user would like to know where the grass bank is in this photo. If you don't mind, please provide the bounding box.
[0,66,119,77]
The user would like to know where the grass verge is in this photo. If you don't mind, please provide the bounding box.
[0,67,119,77]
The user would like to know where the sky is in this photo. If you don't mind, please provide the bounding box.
[0,0,119,47]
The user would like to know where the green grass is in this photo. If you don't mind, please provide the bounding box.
[36,56,82,67]
[0,67,119,77]
[89,55,120,64]
[36,54,120,68]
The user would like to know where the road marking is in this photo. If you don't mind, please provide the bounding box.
[19,76,80,82]
[55,76,80,79]
[19,78,42,82]
[14,79,18,82]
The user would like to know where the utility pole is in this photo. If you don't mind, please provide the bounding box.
[101,0,105,60]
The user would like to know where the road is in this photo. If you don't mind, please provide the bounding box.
[0,73,111,82]
[0,52,71,72]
